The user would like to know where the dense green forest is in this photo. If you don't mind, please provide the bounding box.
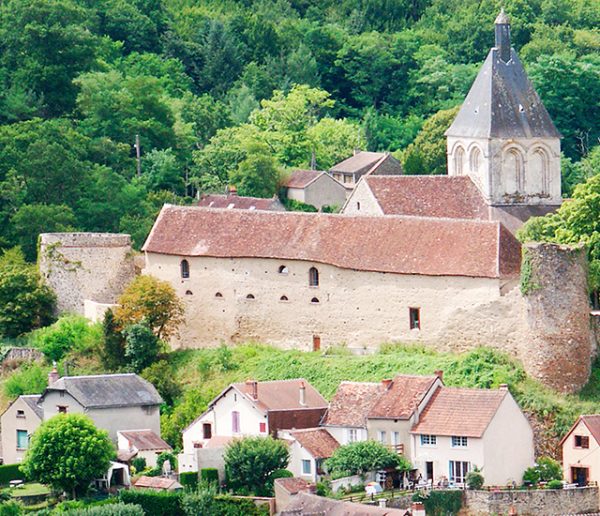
[0,0,598,259]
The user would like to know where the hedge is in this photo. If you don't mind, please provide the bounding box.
[0,464,26,485]
[64,503,145,515]
[200,468,219,485]
[119,489,182,516]
[413,490,463,516]
[179,472,198,490]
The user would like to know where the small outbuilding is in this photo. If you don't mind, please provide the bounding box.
[282,169,347,210]
[133,475,182,491]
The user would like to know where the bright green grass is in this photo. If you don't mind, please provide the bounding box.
[9,482,50,497]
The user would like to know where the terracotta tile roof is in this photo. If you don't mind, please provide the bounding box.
[330,151,387,173]
[322,382,384,427]
[133,476,182,490]
[284,169,325,189]
[143,205,521,279]
[281,492,406,515]
[290,428,340,459]
[274,477,312,495]
[368,375,440,420]
[362,175,490,219]
[198,194,285,211]
[204,436,235,448]
[119,430,172,451]
[561,415,600,446]
[232,379,328,413]
[117,449,137,462]
[411,387,508,438]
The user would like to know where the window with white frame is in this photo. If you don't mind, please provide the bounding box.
[302,460,312,475]
[451,436,468,447]
[378,430,386,444]
[16,430,28,450]
[420,434,437,446]
[449,460,470,483]
[348,428,358,443]
[392,432,400,446]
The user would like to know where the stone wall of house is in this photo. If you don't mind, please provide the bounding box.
[463,487,599,516]
[39,233,136,315]
[522,242,592,393]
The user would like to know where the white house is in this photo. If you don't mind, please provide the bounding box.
[560,415,600,486]
[280,428,339,483]
[410,385,534,486]
[117,429,172,468]
[180,379,327,472]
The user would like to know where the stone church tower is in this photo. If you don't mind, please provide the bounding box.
[445,10,562,206]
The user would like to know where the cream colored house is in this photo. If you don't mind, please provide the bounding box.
[280,428,339,483]
[283,169,347,210]
[0,395,43,464]
[180,379,327,472]
[410,385,534,486]
[560,415,600,486]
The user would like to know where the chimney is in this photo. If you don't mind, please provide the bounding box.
[228,185,238,196]
[499,383,509,391]
[246,379,258,400]
[299,381,306,406]
[434,370,444,382]
[381,379,393,390]
[494,8,511,63]
[48,363,59,386]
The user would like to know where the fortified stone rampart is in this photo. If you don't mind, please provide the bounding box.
[522,242,592,393]
[39,233,136,315]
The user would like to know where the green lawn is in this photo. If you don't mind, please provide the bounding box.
[9,482,50,497]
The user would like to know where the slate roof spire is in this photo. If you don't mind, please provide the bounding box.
[494,8,511,62]
[445,10,561,139]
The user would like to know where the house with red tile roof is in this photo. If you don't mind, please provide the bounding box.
[117,429,172,468]
[198,190,285,211]
[561,415,600,487]
[410,384,534,486]
[280,427,340,482]
[282,169,347,210]
[179,379,327,473]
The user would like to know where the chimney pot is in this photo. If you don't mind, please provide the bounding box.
[381,379,393,389]
[246,379,258,400]
[434,370,444,381]
[48,363,59,386]
[499,383,509,391]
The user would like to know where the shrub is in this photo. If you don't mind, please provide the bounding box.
[270,469,293,480]
[413,490,463,515]
[119,489,182,516]
[181,485,270,516]
[0,464,26,486]
[179,472,198,490]
[523,456,562,485]
[547,479,564,489]
[0,500,23,516]
[131,457,146,474]
[466,467,484,490]
[64,503,145,515]
[325,440,411,476]
[123,323,160,373]
[3,363,48,399]
[140,361,181,405]
[200,468,219,485]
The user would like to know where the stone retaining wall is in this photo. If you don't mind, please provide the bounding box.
[463,487,599,515]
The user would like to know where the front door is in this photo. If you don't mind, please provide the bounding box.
[426,461,434,481]
[312,335,321,351]
[571,466,589,487]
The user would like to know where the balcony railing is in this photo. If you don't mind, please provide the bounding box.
[387,444,404,455]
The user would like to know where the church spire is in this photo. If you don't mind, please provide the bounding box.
[494,8,511,62]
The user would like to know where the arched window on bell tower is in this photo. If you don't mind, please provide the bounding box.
[454,146,465,175]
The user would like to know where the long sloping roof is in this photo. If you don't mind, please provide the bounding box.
[42,374,163,409]
[330,151,387,173]
[362,175,490,219]
[119,430,171,451]
[368,375,439,420]
[233,379,328,412]
[198,194,284,211]
[281,492,405,515]
[143,205,521,279]
[411,387,507,438]
[446,47,560,139]
[322,382,384,427]
[290,428,340,459]
[20,395,43,420]
[283,169,326,189]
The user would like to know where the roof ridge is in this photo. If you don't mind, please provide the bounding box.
[60,373,137,380]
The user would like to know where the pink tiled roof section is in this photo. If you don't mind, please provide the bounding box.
[368,375,438,420]
[290,428,340,459]
[275,477,311,495]
[134,476,181,490]
[330,151,387,173]
[119,430,172,451]
[197,194,284,211]
[204,436,235,448]
[143,206,521,279]
[364,175,490,219]
[581,415,600,444]
[284,169,324,189]
[233,379,328,412]
[322,382,384,427]
[411,387,508,438]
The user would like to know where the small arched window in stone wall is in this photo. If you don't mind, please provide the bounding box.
[180,259,190,279]
[185,290,193,296]
[246,294,255,300]
[311,297,320,304]
[278,265,288,274]
[454,146,465,175]
[532,148,549,194]
[280,295,289,301]
[215,292,223,298]
[469,147,481,174]
[309,267,319,287]
[504,148,525,193]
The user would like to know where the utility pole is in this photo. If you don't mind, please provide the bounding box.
[135,134,141,177]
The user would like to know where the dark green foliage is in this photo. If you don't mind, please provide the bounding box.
[0,464,26,486]
[123,323,160,373]
[63,504,145,516]
[547,479,564,489]
[180,484,270,516]
[0,500,23,516]
[179,472,198,490]
[466,467,484,490]
[283,199,318,212]
[200,468,219,485]
[523,457,562,485]
[325,440,411,476]
[131,457,147,473]
[413,490,463,515]
[119,489,181,516]
[101,309,126,370]
[224,436,289,496]
[140,361,181,405]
